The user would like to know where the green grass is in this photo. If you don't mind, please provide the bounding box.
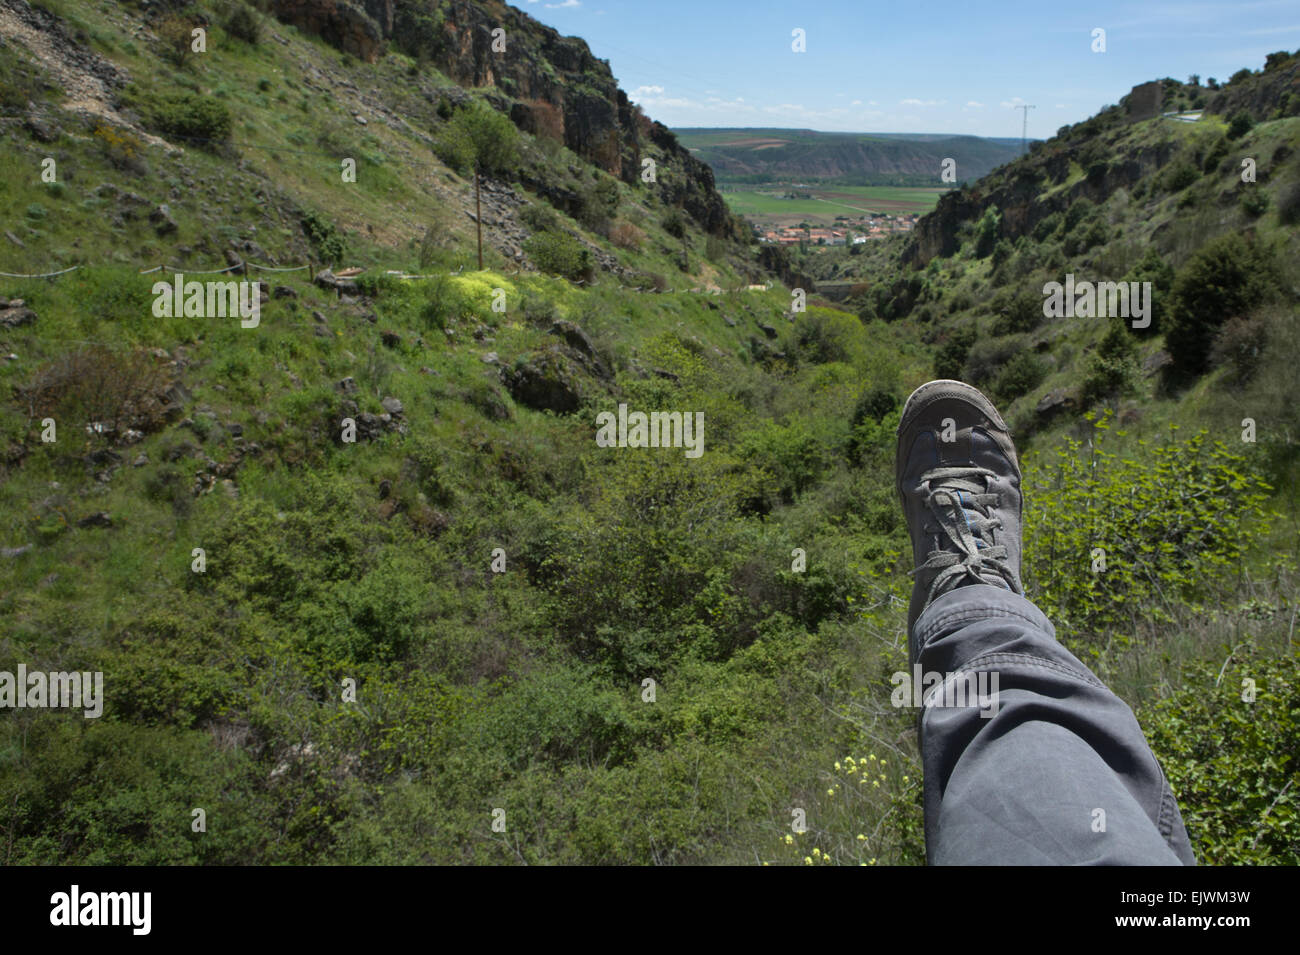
[723,185,950,220]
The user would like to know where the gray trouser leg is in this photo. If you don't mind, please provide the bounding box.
[912,584,1196,865]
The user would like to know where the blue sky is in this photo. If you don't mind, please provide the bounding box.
[516,0,1300,137]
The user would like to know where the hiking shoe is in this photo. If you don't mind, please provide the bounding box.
[895,380,1025,658]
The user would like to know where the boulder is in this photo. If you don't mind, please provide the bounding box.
[504,350,582,414]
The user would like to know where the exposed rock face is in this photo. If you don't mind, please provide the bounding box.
[270,0,385,61]
[1126,81,1163,121]
[266,0,743,240]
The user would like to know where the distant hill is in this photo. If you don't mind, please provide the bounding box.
[673,127,1027,185]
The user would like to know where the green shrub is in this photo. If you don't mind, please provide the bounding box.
[1080,320,1140,405]
[1279,182,1300,225]
[1032,211,1063,241]
[223,2,261,44]
[991,350,1046,403]
[1141,649,1299,864]
[1022,413,1272,641]
[1161,159,1200,192]
[1202,134,1229,173]
[1063,197,1094,232]
[523,230,593,281]
[576,175,619,232]
[1166,232,1277,377]
[933,325,978,380]
[134,89,234,146]
[1208,314,1269,384]
[973,206,1000,258]
[1240,188,1269,218]
[990,287,1043,336]
[521,202,561,233]
[963,334,1025,390]
[1226,111,1254,140]
[301,209,346,266]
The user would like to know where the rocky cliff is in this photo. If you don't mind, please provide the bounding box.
[269,0,743,239]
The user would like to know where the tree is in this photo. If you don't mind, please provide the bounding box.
[438,101,520,270]
[1166,233,1276,377]
[1226,111,1254,140]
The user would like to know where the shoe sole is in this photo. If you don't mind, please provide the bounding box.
[895,379,1010,500]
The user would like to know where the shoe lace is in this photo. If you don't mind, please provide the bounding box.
[911,465,1020,604]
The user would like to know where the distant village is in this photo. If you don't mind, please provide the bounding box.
[756,213,919,246]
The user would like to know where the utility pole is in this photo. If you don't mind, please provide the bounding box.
[474,163,483,271]
[1016,104,1036,155]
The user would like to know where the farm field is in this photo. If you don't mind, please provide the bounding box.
[721,184,952,225]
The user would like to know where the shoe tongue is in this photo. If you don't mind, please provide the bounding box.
[935,427,973,466]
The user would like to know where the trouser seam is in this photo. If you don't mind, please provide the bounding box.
[939,650,1107,691]
[916,604,1047,647]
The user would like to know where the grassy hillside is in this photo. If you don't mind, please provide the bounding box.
[0,1,1296,865]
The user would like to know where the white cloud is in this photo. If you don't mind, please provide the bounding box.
[850,99,862,105]
[1000,96,1028,108]
[1055,103,1066,108]
[900,98,944,107]
[631,85,665,98]
[965,100,985,108]
[544,0,579,7]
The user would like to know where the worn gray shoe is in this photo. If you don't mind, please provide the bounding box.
[895,380,1025,660]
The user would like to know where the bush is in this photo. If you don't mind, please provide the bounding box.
[609,220,644,251]
[1064,216,1109,256]
[1032,211,1062,241]
[1240,188,1269,218]
[223,2,260,45]
[155,15,197,68]
[576,176,619,233]
[991,350,1046,403]
[973,206,1000,258]
[1022,413,1273,640]
[990,238,1014,270]
[19,346,172,437]
[1166,232,1277,377]
[1160,159,1200,192]
[933,325,978,380]
[1209,314,1269,383]
[963,334,1025,389]
[1063,197,1094,232]
[990,287,1044,336]
[135,89,233,146]
[1277,182,1300,225]
[1080,320,1140,406]
[520,202,562,234]
[301,209,346,265]
[1226,111,1254,140]
[1202,135,1229,173]
[1141,649,1300,864]
[524,230,593,281]
[662,209,687,239]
